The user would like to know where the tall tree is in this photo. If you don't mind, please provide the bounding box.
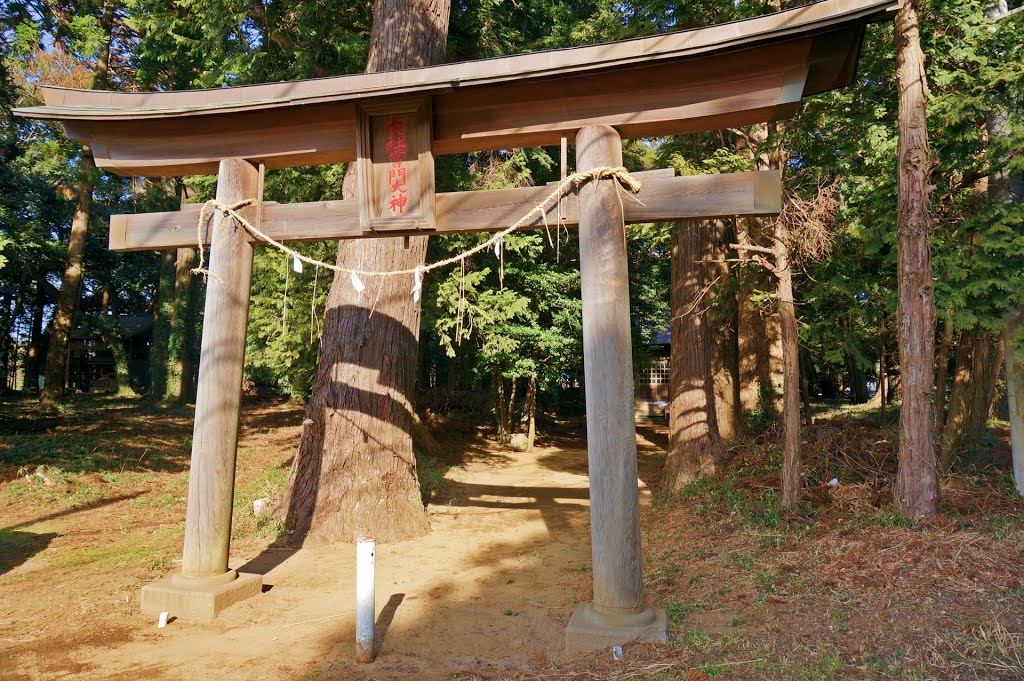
[893,0,940,519]
[774,201,802,507]
[149,247,174,399]
[662,221,723,492]
[166,245,198,403]
[709,219,741,440]
[39,1,116,408]
[281,0,450,544]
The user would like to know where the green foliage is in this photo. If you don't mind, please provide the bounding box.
[415,454,451,504]
[1,0,1022,449]
[246,240,335,400]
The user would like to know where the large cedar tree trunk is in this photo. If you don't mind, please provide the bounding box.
[39,3,114,409]
[662,222,724,493]
[940,331,1004,469]
[736,127,784,417]
[281,0,450,544]
[893,0,940,518]
[710,220,742,440]
[149,249,175,399]
[40,152,95,408]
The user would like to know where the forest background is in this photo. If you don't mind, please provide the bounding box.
[1,0,1023,519]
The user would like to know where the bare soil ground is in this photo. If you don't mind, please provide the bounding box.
[1,395,1022,680]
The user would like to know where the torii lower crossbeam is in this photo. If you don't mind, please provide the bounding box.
[108,170,781,251]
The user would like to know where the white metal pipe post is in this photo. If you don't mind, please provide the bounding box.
[355,538,376,663]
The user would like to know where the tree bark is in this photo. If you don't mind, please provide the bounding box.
[710,219,741,440]
[775,219,802,508]
[893,0,940,519]
[38,1,114,409]
[845,347,870,403]
[940,331,1003,469]
[149,249,175,399]
[1005,315,1024,495]
[281,0,450,544]
[168,247,198,403]
[40,152,94,409]
[934,311,954,430]
[662,222,723,492]
[736,121,784,419]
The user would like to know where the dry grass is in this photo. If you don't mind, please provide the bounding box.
[513,416,1024,681]
[2,396,1021,680]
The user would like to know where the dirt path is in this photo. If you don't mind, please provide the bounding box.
[4,426,660,681]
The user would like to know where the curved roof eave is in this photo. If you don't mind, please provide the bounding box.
[14,0,897,123]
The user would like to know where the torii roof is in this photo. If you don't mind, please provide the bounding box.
[15,0,897,176]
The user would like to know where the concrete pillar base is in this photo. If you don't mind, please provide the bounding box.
[140,570,262,623]
[565,603,668,653]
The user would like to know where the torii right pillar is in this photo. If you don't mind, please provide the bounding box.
[566,125,668,651]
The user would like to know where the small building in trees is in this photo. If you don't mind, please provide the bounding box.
[636,329,671,419]
[68,315,151,393]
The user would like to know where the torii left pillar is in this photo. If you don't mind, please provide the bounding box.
[141,158,263,622]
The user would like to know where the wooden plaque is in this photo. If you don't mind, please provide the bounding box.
[356,97,436,232]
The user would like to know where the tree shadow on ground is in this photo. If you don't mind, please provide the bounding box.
[297,528,589,681]
[440,480,590,542]
[530,423,666,492]
[0,529,58,576]
[0,394,197,480]
[237,399,306,435]
[1,490,148,532]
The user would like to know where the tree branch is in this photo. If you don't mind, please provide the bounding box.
[729,242,775,255]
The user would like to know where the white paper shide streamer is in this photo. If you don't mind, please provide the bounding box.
[293,255,303,273]
[411,267,423,302]
[350,271,365,293]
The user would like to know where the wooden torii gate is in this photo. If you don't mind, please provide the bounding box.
[16,0,896,650]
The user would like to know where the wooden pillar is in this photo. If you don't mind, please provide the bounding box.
[567,125,664,649]
[181,158,259,580]
[141,158,262,621]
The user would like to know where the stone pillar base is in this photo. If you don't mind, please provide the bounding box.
[565,603,668,653]
[140,570,262,623]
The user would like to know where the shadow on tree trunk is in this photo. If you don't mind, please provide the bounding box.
[281,305,430,546]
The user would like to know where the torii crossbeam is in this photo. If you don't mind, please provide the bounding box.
[16,0,897,651]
